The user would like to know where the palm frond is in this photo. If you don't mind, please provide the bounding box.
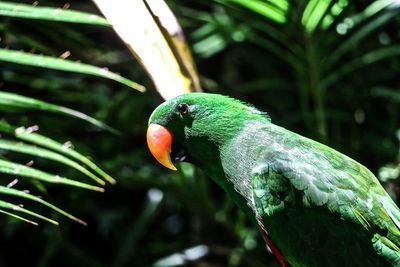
[0,1,110,26]
[0,49,145,92]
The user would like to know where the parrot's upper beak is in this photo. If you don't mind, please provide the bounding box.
[147,124,177,171]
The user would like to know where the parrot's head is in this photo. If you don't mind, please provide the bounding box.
[147,93,269,171]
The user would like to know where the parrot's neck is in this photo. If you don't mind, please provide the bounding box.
[221,120,269,212]
[205,119,272,221]
[189,136,256,220]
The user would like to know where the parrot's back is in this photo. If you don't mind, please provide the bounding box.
[221,121,400,266]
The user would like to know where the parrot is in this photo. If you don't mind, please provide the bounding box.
[146,92,400,267]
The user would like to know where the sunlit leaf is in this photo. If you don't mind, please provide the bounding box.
[0,120,115,184]
[222,0,288,23]
[0,159,104,192]
[113,189,164,266]
[0,91,116,134]
[321,0,349,30]
[0,185,86,225]
[378,163,400,182]
[302,0,332,33]
[0,139,105,185]
[145,0,201,92]
[93,0,201,100]
[0,1,110,26]
[0,49,145,92]
[193,34,226,58]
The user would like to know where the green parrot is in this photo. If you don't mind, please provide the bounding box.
[146,93,400,267]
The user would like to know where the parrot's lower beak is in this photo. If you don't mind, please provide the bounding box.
[147,124,177,171]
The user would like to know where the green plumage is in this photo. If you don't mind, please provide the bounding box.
[149,93,400,266]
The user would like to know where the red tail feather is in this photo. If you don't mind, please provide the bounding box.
[256,213,290,267]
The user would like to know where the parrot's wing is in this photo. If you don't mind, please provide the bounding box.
[251,162,400,266]
[251,165,290,267]
[252,164,288,218]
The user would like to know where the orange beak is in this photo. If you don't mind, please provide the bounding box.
[147,124,177,171]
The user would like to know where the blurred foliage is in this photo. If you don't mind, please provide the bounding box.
[0,0,399,267]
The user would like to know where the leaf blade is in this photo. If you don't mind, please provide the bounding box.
[0,49,145,92]
[223,0,288,23]
[0,1,110,26]
[321,45,400,90]
[302,0,332,33]
[0,139,105,185]
[0,91,117,134]
[0,185,87,225]
[0,200,58,225]
[323,2,399,69]
[0,120,115,184]
[0,159,104,192]
[0,208,38,225]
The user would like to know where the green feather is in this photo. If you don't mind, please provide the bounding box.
[149,93,400,266]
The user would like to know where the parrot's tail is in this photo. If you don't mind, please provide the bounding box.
[255,212,292,267]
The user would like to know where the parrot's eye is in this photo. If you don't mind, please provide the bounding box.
[176,103,189,114]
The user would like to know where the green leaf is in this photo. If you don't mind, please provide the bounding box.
[0,200,58,225]
[322,45,400,90]
[0,1,111,26]
[0,139,105,185]
[193,34,226,58]
[0,185,86,225]
[371,87,400,103]
[0,91,117,134]
[321,0,349,30]
[222,0,288,23]
[350,0,398,25]
[0,159,104,192]
[93,0,200,100]
[0,208,39,225]
[0,49,145,92]
[0,120,115,184]
[302,0,332,33]
[246,32,301,71]
[323,3,399,69]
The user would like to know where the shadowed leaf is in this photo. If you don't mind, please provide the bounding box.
[322,45,400,90]
[0,208,38,225]
[0,120,115,184]
[0,186,87,225]
[222,0,288,23]
[0,91,117,134]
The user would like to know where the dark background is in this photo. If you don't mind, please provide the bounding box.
[0,0,399,266]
